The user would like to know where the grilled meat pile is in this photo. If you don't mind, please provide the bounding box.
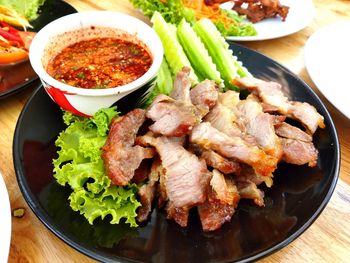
[101,67,324,232]
[231,0,290,23]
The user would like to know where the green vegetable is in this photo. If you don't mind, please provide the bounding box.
[53,108,141,227]
[129,0,195,25]
[77,72,85,79]
[194,18,251,90]
[152,11,198,85]
[141,57,173,108]
[0,0,46,21]
[177,18,223,86]
[46,182,139,248]
[215,9,257,37]
[157,57,173,95]
[129,0,256,37]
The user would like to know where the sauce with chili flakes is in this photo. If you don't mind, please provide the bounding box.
[46,37,152,89]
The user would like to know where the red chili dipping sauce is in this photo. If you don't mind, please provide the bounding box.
[46,37,152,89]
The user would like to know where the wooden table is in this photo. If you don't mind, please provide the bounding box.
[1,0,350,262]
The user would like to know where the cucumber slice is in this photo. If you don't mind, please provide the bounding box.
[194,18,251,90]
[177,19,223,87]
[151,12,198,85]
[157,57,173,95]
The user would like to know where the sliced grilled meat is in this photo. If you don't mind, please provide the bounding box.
[190,122,278,178]
[102,109,154,186]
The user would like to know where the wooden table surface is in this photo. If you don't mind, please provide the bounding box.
[1,0,350,262]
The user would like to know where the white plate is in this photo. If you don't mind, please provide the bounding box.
[304,21,350,119]
[225,0,315,41]
[0,172,11,262]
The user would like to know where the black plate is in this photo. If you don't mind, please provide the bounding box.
[13,43,340,262]
[0,0,77,99]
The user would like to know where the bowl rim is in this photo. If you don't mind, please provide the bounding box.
[29,11,163,97]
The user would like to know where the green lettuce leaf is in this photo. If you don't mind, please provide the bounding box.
[130,0,195,25]
[53,107,141,227]
[129,0,256,37]
[215,9,256,37]
[69,184,140,227]
[0,0,46,20]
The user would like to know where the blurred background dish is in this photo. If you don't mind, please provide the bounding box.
[0,172,11,263]
[0,0,77,99]
[305,20,350,119]
[225,0,315,41]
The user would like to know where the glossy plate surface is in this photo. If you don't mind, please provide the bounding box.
[305,20,350,119]
[0,0,77,99]
[0,172,11,262]
[225,0,314,41]
[14,43,340,262]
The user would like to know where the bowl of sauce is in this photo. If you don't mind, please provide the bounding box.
[29,11,163,116]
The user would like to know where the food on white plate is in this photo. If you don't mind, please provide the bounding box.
[230,0,290,23]
[205,0,289,23]
[0,21,35,64]
[130,0,257,37]
[0,4,37,65]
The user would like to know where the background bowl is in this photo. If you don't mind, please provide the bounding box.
[14,42,340,262]
[29,11,163,116]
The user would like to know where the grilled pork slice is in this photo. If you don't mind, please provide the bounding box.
[232,77,325,134]
[102,109,155,186]
[198,201,235,232]
[158,164,168,208]
[137,158,162,222]
[190,79,218,110]
[209,169,240,205]
[170,66,192,104]
[205,98,243,138]
[190,122,278,178]
[274,122,318,166]
[139,134,211,208]
[166,202,190,227]
[205,91,258,145]
[237,164,273,187]
[235,97,282,158]
[280,138,318,167]
[287,102,325,134]
[200,149,241,175]
[232,77,290,114]
[146,95,200,137]
[237,181,265,207]
[198,170,240,231]
[275,122,312,142]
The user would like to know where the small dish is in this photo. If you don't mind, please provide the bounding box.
[29,11,164,116]
[0,0,77,99]
[304,20,350,119]
[225,0,315,41]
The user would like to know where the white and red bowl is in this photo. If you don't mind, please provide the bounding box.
[29,11,163,116]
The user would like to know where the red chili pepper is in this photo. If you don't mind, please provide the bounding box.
[0,21,23,47]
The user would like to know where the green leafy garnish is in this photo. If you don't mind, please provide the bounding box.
[53,108,141,227]
[0,0,46,21]
[129,0,256,37]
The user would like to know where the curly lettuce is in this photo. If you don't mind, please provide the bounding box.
[0,0,46,21]
[129,0,256,37]
[53,108,141,227]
